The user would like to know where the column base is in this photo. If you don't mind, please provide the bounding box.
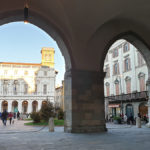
[71,125,107,133]
[146,123,150,128]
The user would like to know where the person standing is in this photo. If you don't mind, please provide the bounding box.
[8,112,13,125]
[1,110,8,126]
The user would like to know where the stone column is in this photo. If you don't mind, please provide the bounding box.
[8,100,12,112]
[28,101,32,113]
[146,79,150,127]
[64,69,106,133]
[38,100,42,111]
[18,100,22,113]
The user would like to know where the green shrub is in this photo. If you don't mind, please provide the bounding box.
[113,116,122,124]
[40,101,54,122]
[30,112,41,123]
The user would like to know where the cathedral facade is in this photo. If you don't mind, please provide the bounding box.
[0,47,56,113]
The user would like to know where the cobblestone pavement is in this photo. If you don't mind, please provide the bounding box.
[0,121,150,150]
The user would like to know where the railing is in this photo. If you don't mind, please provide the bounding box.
[106,91,148,101]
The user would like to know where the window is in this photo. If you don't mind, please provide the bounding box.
[113,49,118,58]
[113,63,119,75]
[24,84,28,94]
[13,80,18,95]
[43,84,47,95]
[124,58,131,72]
[137,52,144,67]
[44,71,47,76]
[115,83,119,95]
[105,83,110,96]
[105,65,110,78]
[123,42,129,52]
[125,77,131,94]
[3,80,8,94]
[138,73,145,91]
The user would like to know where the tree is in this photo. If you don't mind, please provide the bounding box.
[40,101,55,122]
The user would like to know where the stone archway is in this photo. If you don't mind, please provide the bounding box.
[0,12,73,132]
[32,100,38,112]
[2,2,150,133]
[139,102,148,118]
[12,101,18,113]
[42,101,47,107]
[2,101,8,112]
[22,101,28,114]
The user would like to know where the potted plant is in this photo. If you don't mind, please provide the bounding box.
[113,116,122,124]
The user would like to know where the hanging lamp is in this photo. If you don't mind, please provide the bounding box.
[24,0,29,24]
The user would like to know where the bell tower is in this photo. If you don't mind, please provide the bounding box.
[41,47,54,68]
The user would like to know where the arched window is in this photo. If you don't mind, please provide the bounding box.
[13,80,18,95]
[3,80,8,94]
[114,79,119,95]
[43,84,47,95]
[113,62,119,75]
[113,48,118,58]
[123,42,130,52]
[124,57,131,72]
[125,76,131,94]
[138,72,145,91]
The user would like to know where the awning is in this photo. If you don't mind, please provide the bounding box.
[108,104,120,108]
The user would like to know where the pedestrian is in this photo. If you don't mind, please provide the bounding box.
[129,113,134,125]
[14,112,16,119]
[0,112,2,120]
[1,110,8,126]
[17,111,20,120]
[124,114,127,123]
[138,113,141,118]
[8,112,13,125]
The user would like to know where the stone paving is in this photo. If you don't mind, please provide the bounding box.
[0,120,150,150]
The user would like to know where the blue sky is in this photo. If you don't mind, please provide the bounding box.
[0,22,65,86]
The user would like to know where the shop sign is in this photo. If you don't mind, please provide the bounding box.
[108,104,120,108]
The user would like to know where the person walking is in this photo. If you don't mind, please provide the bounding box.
[1,110,8,126]
[8,112,13,125]
[17,111,20,120]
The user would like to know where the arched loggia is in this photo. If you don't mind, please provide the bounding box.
[0,10,74,132]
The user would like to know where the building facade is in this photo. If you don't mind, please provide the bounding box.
[104,40,148,119]
[55,80,64,111]
[0,47,56,114]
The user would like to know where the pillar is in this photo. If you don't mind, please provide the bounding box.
[28,101,32,113]
[38,100,42,111]
[8,101,12,112]
[146,79,150,127]
[64,69,106,133]
[18,100,22,113]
